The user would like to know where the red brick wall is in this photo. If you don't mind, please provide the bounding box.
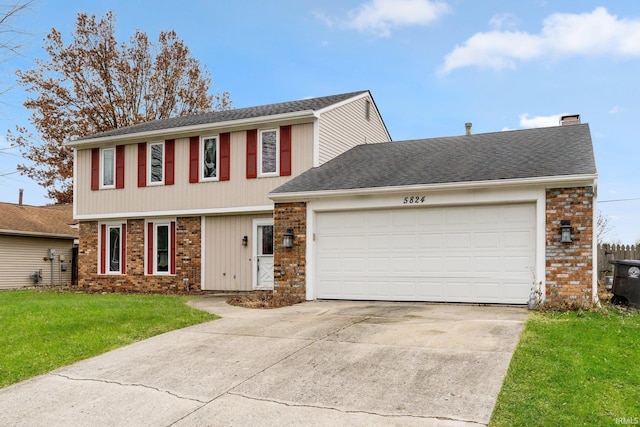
[545,186,595,304]
[78,217,202,293]
[273,202,306,305]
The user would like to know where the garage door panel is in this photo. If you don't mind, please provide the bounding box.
[391,234,415,249]
[446,233,471,249]
[417,233,443,249]
[418,256,443,272]
[316,204,535,304]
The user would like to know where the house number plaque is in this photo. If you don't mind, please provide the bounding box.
[402,196,426,204]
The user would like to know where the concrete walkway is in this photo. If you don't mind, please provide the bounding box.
[0,297,528,426]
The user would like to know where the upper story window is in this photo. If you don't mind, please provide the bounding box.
[149,142,164,185]
[201,136,219,181]
[101,147,115,188]
[92,146,124,191]
[259,129,279,177]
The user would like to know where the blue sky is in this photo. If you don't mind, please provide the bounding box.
[1,0,639,243]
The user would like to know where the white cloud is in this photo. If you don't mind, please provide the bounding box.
[441,7,640,73]
[489,13,519,30]
[519,113,564,128]
[609,105,624,114]
[343,0,450,37]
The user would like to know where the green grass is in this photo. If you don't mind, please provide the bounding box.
[491,309,640,427]
[0,290,217,388]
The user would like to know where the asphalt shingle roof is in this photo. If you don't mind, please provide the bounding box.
[0,203,78,238]
[271,123,596,195]
[78,91,368,141]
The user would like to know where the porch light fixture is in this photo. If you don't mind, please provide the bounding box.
[242,236,248,246]
[283,228,294,248]
[560,220,572,243]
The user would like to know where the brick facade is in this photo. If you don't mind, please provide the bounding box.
[545,186,595,304]
[273,202,307,305]
[78,217,202,293]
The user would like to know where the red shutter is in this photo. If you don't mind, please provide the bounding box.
[280,125,292,176]
[137,143,147,187]
[115,145,125,189]
[147,222,154,275]
[220,132,231,181]
[100,224,106,274]
[121,222,127,274]
[165,139,175,185]
[189,136,199,183]
[246,129,257,179]
[91,148,100,190]
[170,221,176,275]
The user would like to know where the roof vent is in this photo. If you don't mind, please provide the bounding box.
[465,122,472,135]
[560,114,580,125]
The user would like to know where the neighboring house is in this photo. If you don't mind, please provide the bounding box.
[269,117,598,306]
[0,198,78,289]
[66,91,390,293]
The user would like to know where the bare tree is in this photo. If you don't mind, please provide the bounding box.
[8,11,232,203]
[0,1,33,63]
[596,210,613,243]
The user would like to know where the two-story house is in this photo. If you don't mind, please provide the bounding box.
[67,91,390,293]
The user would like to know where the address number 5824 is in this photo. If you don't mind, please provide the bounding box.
[403,196,426,204]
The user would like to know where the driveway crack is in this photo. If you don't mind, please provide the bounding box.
[225,392,486,425]
[51,373,207,404]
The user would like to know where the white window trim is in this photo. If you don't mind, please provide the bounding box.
[146,219,175,276]
[258,128,279,177]
[101,147,115,189]
[148,141,164,186]
[99,221,123,275]
[200,135,220,182]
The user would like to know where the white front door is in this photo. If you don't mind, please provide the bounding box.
[254,219,274,289]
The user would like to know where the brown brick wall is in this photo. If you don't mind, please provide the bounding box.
[273,202,307,305]
[545,186,595,304]
[78,217,202,293]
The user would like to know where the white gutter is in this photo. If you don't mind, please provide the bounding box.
[65,110,317,147]
[0,229,78,239]
[268,173,598,202]
[73,204,274,221]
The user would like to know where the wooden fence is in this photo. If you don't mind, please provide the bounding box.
[597,244,640,281]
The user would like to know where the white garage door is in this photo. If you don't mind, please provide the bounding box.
[315,204,536,304]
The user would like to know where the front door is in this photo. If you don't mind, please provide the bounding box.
[254,220,274,289]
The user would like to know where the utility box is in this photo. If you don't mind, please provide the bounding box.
[610,260,640,308]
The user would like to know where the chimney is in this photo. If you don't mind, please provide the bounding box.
[465,122,472,135]
[19,188,23,206]
[560,114,580,125]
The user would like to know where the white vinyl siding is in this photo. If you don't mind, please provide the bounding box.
[318,95,389,165]
[75,123,314,217]
[0,235,74,289]
[203,213,272,291]
[315,204,536,304]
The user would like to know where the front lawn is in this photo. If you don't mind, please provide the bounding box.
[491,308,640,426]
[0,290,217,388]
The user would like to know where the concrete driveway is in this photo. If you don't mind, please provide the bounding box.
[0,297,528,427]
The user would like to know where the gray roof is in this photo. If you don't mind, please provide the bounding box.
[271,123,596,195]
[78,91,368,141]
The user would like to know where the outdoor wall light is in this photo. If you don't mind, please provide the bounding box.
[283,228,294,248]
[560,220,572,243]
[242,236,248,246]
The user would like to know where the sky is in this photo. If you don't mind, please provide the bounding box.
[0,0,639,243]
